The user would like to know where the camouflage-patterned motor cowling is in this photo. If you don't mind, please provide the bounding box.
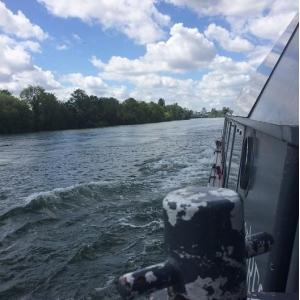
[162,186,247,299]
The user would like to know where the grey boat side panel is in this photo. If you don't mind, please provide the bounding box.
[250,27,299,126]
[238,126,298,292]
[286,223,299,293]
[263,144,299,292]
[235,14,298,117]
[239,129,287,289]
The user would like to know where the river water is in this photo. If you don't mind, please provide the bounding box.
[0,118,224,299]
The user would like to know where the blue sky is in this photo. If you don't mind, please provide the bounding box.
[0,0,297,110]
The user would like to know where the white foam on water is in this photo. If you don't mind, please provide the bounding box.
[120,220,162,229]
[208,188,238,198]
[23,180,115,206]
[94,277,114,292]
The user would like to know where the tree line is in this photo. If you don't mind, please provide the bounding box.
[0,86,193,134]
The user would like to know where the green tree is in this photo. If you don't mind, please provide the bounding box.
[38,92,65,130]
[101,97,121,125]
[222,106,233,116]
[210,108,218,117]
[121,98,149,124]
[20,86,66,131]
[158,98,165,107]
[0,89,12,96]
[0,91,32,133]
[20,86,45,130]
[148,102,165,122]
[67,89,95,128]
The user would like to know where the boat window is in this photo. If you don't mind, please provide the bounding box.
[239,136,254,191]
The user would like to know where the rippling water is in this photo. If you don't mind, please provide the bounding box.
[0,118,224,299]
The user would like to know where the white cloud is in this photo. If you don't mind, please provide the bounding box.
[246,45,271,67]
[165,0,272,18]
[6,66,60,91]
[205,23,253,52]
[86,20,258,110]
[90,56,105,69]
[196,56,254,109]
[57,72,128,100]
[19,40,41,53]
[0,65,61,93]
[0,1,47,40]
[72,33,81,42]
[165,0,297,42]
[62,73,107,91]
[131,74,194,90]
[109,85,128,99]
[146,23,215,70]
[56,44,68,51]
[248,12,296,41]
[0,34,60,93]
[93,23,215,78]
[128,74,196,106]
[38,0,170,44]
[0,34,32,80]
[209,55,253,75]
[105,55,254,111]
[245,0,297,42]
[0,3,59,93]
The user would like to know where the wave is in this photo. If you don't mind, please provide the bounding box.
[68,231,128,264]
[138,158,188,175]
[0,217,57,247]
[0,180,119,221]
[119,220,163,229]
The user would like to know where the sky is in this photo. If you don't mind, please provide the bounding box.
[0,0,298,111]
